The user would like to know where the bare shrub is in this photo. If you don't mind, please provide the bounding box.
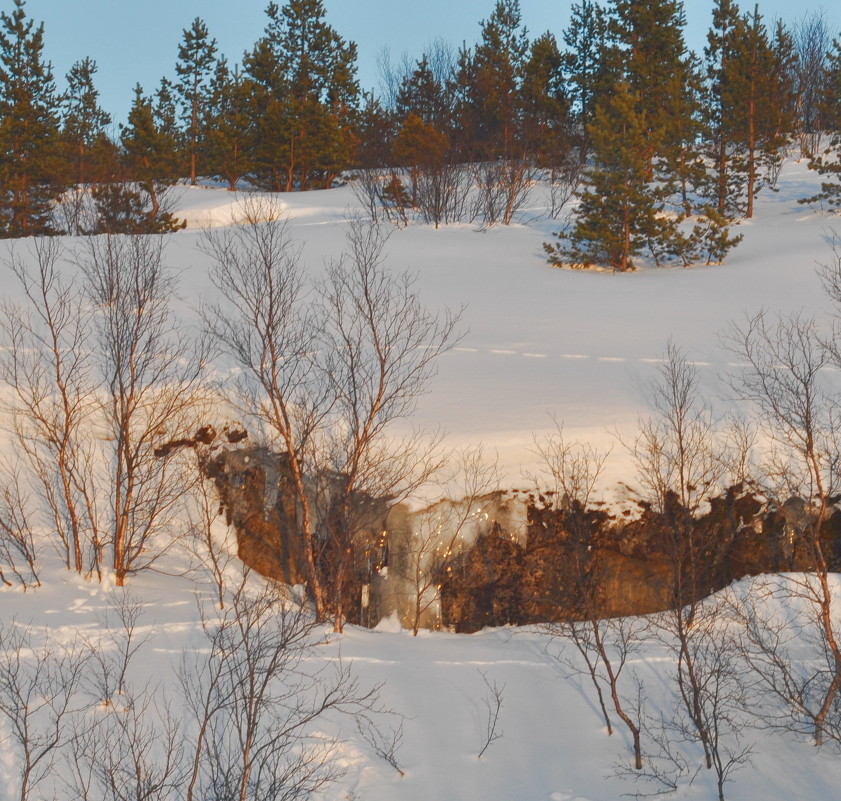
[0,622,90,801]
[471,158,535,228]
[180,576,381,801]
[0,236,102,577]
[81,233,208,585]
[317,216,461,629]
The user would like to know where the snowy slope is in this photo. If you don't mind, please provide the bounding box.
[2,159,841,800]
[159,159,841,496]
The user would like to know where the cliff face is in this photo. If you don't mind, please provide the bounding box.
[204,447,307,587]
[199,441,841,631]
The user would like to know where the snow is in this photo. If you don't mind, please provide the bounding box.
[3,158,841,799]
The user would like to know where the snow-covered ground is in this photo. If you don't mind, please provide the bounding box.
[2,159,841,800]
[154,158,841,497]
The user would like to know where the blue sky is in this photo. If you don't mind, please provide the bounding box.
[23,0,841,125]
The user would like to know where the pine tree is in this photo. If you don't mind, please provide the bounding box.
[470,0,529,160]
[356,90,393,169]
[703,1,791,219]
[728,8,794,218]
[562,0,610,141]
[0,0,64,236]
[801,38,841,210]
[704,0,745,216]
[660,52,706,219]
[395,54,449,129]
[118,84,184,232]
[393,111,449,205]
[609,0,692,184]
[175,17,217,186]
[244,0,358,191]
[544,81,675,271]
[520,31,571,168]
[204,58,253,190]
[61,57,113,186]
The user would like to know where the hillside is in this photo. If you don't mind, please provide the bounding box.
[1,159,841,801]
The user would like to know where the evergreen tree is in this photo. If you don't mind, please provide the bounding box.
[704,0,745,216]
[204,58,253,190]
[660,52,706,219]
[470,0,529,159]
[562,0,610,140]
[0,0,63,236]
[609,0,695,191]
[544,81,675,271]
[174,17,217,186]
[356,90,393,169]
[520,31,571,168]
[727,9,795,218]
[244,0,359,191]
[701,1,792,218]
[449,43,477,160]
[801,38,841,210]
[118,84,183,232]
[395,54,449,129]
[61,57,113,186]
[393,111,449,205]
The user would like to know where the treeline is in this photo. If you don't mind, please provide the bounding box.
[1,0,841,259]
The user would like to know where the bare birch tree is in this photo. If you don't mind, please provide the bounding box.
[724,309,841,746]
[201,197,329,617]
[0,622,90,801]
[0,237,103,576]
[181,575,380,801]
[81,233,206,585]
[317,215,461,630]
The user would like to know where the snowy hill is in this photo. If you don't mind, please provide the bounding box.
[2,159,841,800]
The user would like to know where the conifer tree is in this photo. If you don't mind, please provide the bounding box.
[704,0,745,217]
[244,0,358,191]
[728,8,795,218]
[520,32,571,167]
[544,81,675,271]
[0,0,63,236]
[395,54,449,130]
[449,43,477,160]
[61,57,113,186]
[393,111,449,205]
[562,0,610,142]
[703,1,792,219]
[356,90,393,169]
[175,17,217,186]
[610,0,689,155]
[660,53,706,219]
[117,84,184,232]
[204,58,253,190]
[801,38,841,210]
[470,0,529,160]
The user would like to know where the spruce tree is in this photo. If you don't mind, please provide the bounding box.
[175,17,217,186]
[61,57,113,186]
[0,0,63,236]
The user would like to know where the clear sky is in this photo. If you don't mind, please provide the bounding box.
[21,0,841,126]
